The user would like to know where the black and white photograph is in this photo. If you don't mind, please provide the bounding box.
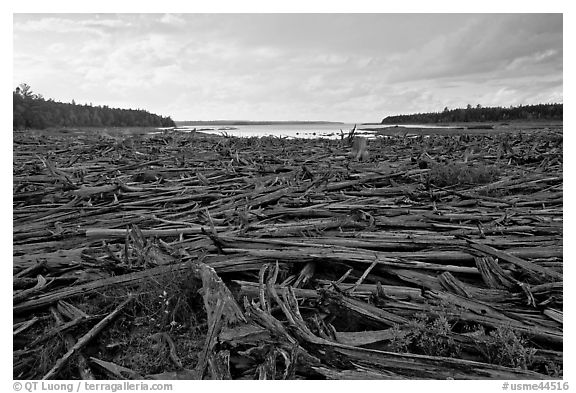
[10,7,566,384]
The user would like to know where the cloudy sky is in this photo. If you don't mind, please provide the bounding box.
[13,13,562,122]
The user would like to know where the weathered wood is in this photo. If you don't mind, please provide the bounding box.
[467,239,563,280]
[85,226,227,239]
[42,297,133,379]
[13,262,197,313]
[49,306,95,380]
[13,128,563,379]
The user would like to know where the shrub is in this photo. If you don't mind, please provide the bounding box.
[389,312,461,358]
[480,326,536,370]
[429,163,500,187]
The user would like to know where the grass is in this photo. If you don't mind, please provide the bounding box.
[428,162,500,187]
[16,268,208,379]
[388,304,550,374]
[14,318,78,379]
[96,269,208,375]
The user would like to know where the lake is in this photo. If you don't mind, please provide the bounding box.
[165,122,462,139]
[172,123,359,139]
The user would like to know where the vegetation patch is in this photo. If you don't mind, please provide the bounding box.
[389,312,461,358]
[429,162,500,187]
[479,326,537,370]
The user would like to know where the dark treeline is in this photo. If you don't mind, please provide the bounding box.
[13,84,176,130]
[381,103,563,124]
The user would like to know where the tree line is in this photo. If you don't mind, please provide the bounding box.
[381,103,563,124]
[13,84,176,130]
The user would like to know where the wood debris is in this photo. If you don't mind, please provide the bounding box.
[13,127,563,379]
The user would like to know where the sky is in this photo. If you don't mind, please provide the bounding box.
[13,13,563,123]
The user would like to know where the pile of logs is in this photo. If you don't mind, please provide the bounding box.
[13,127,563,379]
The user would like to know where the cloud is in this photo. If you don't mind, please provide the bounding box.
[376,14,562,84]
[160,13,186,26]
[505,49,561,73]
[13,13,563,122]
[14,15,125,37]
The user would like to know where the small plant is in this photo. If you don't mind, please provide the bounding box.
[389,312,461,358]
[35,330,71,378]
[106,325,204,376]
[128,269,206,331]
[80,269,209,376]
[477,185,511,198]
[389,324,411,353]
[429,162,500,187]
[542,360,563,378]
[479,326,536,370]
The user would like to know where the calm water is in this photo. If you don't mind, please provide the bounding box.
[163,122,460,139]
[174,123,361,139]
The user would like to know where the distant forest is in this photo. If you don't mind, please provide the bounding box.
[13,84,176,130]
[381,103,563,124]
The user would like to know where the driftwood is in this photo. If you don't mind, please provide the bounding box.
[13,127,562,379]
[49,306,95,380]
[42,296,133,379]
